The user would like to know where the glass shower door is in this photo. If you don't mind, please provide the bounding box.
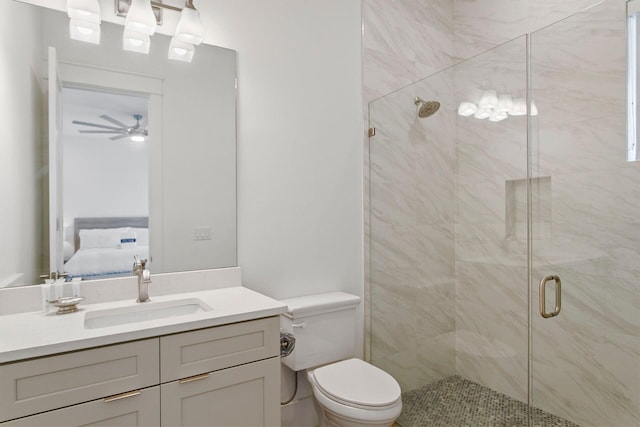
[529,0,640,425]
[368,36,531,426]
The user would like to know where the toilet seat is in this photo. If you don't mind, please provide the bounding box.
[311,358,401,410]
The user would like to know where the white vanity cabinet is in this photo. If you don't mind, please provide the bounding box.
[0,316,281,426]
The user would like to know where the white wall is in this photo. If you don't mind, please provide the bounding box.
[0,2,44,286]
[200,2,364,424]
[203,0,364,302]
[62,135,149,227]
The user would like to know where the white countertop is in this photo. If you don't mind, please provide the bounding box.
[0,286,287,364]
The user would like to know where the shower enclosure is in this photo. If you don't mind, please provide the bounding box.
[368,1,639,426]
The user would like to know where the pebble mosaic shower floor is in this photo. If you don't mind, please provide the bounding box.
[397,376,579,427]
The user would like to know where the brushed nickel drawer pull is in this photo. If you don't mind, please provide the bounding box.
[104,390,141,403]
[179,373,211,384]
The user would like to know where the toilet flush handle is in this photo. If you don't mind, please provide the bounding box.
[292,322,306,329]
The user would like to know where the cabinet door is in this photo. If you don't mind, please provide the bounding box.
[161,357,280,427]
[1,386,159,426]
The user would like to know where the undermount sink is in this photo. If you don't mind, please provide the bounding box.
[84,298,213,329]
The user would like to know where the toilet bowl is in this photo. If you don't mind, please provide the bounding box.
[280,292,402,427]
[307,358,402,427]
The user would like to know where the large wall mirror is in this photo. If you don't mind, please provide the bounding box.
[0,1,237,288]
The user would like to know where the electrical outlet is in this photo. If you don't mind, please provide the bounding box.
[193,227,212,241]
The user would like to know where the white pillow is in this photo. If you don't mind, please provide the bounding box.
[119,229,137,249]
[79,227,131,249]
[132,228,149,246]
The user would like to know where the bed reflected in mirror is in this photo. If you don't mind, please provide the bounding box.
[60,87,150,280]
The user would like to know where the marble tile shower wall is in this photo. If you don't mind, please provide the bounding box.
[362,0,455,365]
[529,1,639,425]
[366,1,638,425]
[452,37,529,403]
[369,70,457,391]
[453,0,613,61]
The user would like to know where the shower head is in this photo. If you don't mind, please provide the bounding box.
[414,97,440,118]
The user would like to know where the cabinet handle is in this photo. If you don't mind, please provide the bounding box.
[104,390,141,403]
[179,373,211,384]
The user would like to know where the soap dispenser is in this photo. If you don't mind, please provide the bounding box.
[40,272,68,313]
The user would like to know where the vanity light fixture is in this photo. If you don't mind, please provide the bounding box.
[174,0,205,45]
[124,0,157,36]
[459,92,538,120]
[68,0,205,61]
[67,0,101,44]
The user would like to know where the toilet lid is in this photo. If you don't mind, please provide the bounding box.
[312,359,401,408]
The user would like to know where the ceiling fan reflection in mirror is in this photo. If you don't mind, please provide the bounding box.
[72,114,148,142]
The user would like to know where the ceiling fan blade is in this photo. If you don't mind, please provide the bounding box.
[72,120,123,131]
[100,114,129,129]
[78,130,123,134]
[110,134,131,141]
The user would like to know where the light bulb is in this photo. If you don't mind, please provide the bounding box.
[474,108,491,120]
[168,37,195,62]
[131,135,146,142]
[123,28,150,54]
[77,26,94,35]
[457,102,478,117]
[69,19,100,44]
[489,110,508,122]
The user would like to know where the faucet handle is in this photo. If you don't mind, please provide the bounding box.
[133,255,147,270]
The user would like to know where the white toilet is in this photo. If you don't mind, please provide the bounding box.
[280,292,402,427]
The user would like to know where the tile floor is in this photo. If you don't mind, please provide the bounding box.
[397,376,579,427]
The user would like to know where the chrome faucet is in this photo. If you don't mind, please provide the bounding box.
[133,255,151,303]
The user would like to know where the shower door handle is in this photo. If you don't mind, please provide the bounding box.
[539,275,561,318]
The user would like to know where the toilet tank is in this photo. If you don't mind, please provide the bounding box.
[280,292,361,371]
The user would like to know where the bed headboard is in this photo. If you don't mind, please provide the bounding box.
[73,217,149,251]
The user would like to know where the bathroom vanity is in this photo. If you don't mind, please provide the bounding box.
[0,271,286,426]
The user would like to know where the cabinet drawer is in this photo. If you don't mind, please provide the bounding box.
[1,386,160,427]
[161,357,280,427]
[160,317,279,382]
[0,339,159,422]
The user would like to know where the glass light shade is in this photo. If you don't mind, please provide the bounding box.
[175,7,205,45]
[478,90,498,109]
[530,100,539,116]
[497,94,513,112]
[69,19,101,44]
[489,110,508,122]
[457,102,478,117]
[509,98,527,116]
[168,37,195,62]
[125,0,157,36]
[123,29,150,54]
[131,135,146,142]
[474,108,491,120]
[67,0,100,23]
